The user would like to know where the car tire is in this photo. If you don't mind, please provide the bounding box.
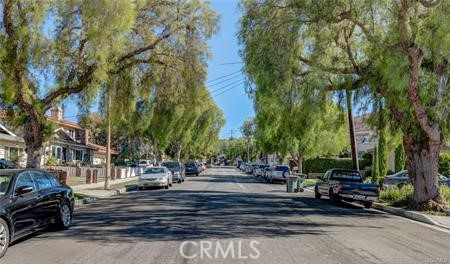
[314,186,321,199]
[55,201,72,230]
[169,182,172,187]
[0,218,10,259]
[364,202,373,209]
[178,179,182,183]
[269,178,273,184]
[196,173,199,177]
[329,189,339,203]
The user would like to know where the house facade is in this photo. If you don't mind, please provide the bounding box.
[43,106,117,166]
[0,124,27,167]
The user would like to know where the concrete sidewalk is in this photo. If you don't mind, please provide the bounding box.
[72,176,138,199]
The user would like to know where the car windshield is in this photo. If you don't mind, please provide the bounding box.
[139,161,148,164]
[186,162,196,166]
[0,174,13,196]
[162,162,180,169]
[144,168,165,174]
[275,166,289,171]
[331,171,362,182]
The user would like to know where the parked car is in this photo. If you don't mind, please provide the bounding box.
[315,169,380,208]
[138,160,153,167]
[267,165,291,183]
[253,164,269,177]
[244,164,254,174]
[138,167,172,189]
[263,166,272,180]
[0,159,15,169]
[0,169,74,258]
[239,163,247,171]
[161,161,185,183]
[384,170,449,189]
[185,161,200,176]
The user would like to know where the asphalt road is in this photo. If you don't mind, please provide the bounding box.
[2,167,450,264]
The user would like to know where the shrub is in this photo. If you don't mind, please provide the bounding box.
[45,156,58,166]
[379,185,414,207]
[439,154,450,178]
[303,158,372,174]
[441,185,450,205]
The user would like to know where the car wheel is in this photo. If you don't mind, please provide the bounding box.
[269,178,273,184]
[364,202,373,209]
[0,218,10,258]
[169,182,173,187]
[178,179,182,183]
[56,202,72,230]
[196,173,199,177]
[329,189,339,203]
[314,186,321,199]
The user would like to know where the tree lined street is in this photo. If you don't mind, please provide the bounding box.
[2,168,449,264]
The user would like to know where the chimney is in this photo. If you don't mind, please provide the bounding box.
[82,129,89,145]
[50,106,63,120]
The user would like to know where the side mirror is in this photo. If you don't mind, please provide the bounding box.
[15,186,33,196]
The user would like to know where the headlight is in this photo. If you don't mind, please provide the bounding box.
[173,172,181,176]
[158,176,167,181]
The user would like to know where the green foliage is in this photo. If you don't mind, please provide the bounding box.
[395,144,406,172]
[439,154,450,178]
[371,146,380,183]
[303,158,371,174]
[379,185,414,207]
[45,156,58,166]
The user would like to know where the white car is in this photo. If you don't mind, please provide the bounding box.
[267,165,291,184]
[138,166,172,189]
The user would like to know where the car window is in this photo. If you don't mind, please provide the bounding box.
[331,171,362,182]
[15,172,36,192]
[275,166,289,171]
[32,171,54,190]
[144,168,165,174]
[46,173,61,187]
[0,173,13,196]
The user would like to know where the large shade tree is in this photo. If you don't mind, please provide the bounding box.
[0,0,218,168]
[239,0,449,210]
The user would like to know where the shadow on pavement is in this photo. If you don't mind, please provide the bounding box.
[30,188,388,244]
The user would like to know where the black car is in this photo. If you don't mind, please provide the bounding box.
[185,161,200,176]
[0,169,74,258]
[0,159,15,169]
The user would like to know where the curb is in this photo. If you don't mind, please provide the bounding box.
[74,187,128,208]
[372,202,450,230]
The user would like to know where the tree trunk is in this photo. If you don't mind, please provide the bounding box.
[346,89,359,171]
[403,135,443,211]
[23,121,44,168]
[153,141,162,165]
[298,156,303,174]
[174,144,182,162]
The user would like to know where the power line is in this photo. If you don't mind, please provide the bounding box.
[213,81,245,97]
[206,70,241,84]
[207,74,243,87]
[210,79,245,94]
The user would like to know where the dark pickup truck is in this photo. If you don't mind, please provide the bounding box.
[314,169,380,208]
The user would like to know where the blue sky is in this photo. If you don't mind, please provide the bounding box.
[62,0,254,139]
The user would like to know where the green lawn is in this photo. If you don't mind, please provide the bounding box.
[303,179,317,187]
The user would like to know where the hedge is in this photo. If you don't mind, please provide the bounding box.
[303,158,372,174]
[440,154,450,178]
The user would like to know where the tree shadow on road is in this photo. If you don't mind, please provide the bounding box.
[29,189,388,244]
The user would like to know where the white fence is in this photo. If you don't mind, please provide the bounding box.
[44,166,144,178]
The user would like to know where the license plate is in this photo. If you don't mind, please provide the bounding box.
[354,195,366,200]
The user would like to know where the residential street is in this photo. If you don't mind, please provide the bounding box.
[2,167,450,264]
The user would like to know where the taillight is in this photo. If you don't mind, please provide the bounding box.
[335,185,343,192]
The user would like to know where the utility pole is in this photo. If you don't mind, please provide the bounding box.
[346,89,359,171]
[229,129,234,140]
[104,88,112,190]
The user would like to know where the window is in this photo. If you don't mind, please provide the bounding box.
[0,173,13,195]
[31,171,54,190]
[75,149,83,161]
[52,146,62,160]
[4,146,23,161]
[46,174,60,187]
[15,173,36,193]
[68,129,75,139]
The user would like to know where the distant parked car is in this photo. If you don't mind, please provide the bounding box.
[0,159,15,169]
[138,167,172,189]
[244,164,253,174]
[239,163,247,171]
[253,164,269,177]
[384,170,449,189]
[138,160,153,167]
[315,169,380,208]
[0,169,74,258]
[161,161,185,183]
[185,161,200,176]
[267,165,291,183]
